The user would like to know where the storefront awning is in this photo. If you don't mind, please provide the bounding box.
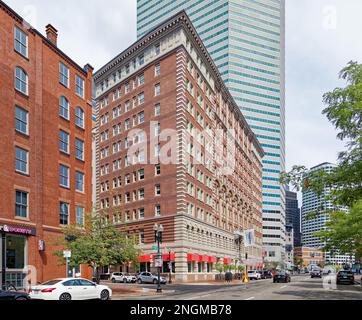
[224,258,233,264]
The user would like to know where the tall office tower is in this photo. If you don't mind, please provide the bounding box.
[137,0,286,263]
[286,187,301,247]
[93,12,264,281]
[0,1,93,286]
[302,163,353,266]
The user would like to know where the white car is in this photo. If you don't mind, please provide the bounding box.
[111,272,137,283]
[247,270,261,280]
[29,278,112,301]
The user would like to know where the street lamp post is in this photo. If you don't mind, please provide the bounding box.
[153,223,163,293]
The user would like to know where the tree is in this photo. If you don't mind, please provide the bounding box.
[294,257,304,270]
[281,61,362,261]
[54,210,142,283]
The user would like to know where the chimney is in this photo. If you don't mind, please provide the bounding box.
[45,24,58,46]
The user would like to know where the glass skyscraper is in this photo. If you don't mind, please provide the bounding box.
[137,0,286,262]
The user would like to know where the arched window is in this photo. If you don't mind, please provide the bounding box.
[75,107,84,128]
[15,67,28,95]
[59,96,69,120]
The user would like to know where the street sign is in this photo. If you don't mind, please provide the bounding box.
[154,255,163,268]
[63,250,71,258]
[152,245,158,251]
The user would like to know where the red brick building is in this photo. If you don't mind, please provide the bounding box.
[0,1,93,287]
[93,12,264,281]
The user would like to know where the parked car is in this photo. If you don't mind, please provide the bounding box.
[0,289,29,300]
[111,272,137,283]
[137,272,167,284]
[29,278,112,300]
[336,271,355,285]
[310,269,322,278]
[259,270,273,279]
[247,270,261,280]
[273,271,291,283]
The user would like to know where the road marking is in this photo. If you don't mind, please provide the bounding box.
[184,294,211,300]
[280,285,288,289]
[245,297,255,300]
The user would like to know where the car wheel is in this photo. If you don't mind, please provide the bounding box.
[138,279,142,284]
[153,279,157,284]
[15,296,28,301]
[100,289,110,301]
[111,278,116,283]
[123,278,127,284]
[59,293,72,301]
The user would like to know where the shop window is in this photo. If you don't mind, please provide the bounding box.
[4,235,26,269]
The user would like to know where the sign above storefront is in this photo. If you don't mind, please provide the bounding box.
[0,224,36,236]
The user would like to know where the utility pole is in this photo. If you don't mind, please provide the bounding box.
[154,224,163,293]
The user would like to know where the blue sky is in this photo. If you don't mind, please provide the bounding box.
[5,0,362,173]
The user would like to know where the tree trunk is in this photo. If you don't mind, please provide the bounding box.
[95,267,101,284]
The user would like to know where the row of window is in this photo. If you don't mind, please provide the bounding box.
[59,164,85,192]
[100,184,161,209]
[14,65,85,99]
[15,190,84,225]
[59,130,85,160]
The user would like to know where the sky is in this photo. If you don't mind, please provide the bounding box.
[5,0,362,173]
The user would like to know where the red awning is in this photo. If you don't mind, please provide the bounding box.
[208,256,217,263]
[223,258,232,264]
[138,255,151,263]
[187,254,200,262]
[163,253,176,261]
[199,255,209,262]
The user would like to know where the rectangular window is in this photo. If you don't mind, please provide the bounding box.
[59,130,69,154]
[76,206,84,226]
[60,202,69,225]
[155,83,160,96]
[138,74,144,86]
[75,138,84,161]
[59,164,69,188]
[155,43,160,55]
[75,171,84,192]
[15,106,28,134]
[155,164,161,176]
[125,119,130,131]
[138,92,144,105]
[139,230,145,244]
[125,82,130,93]
[15,191,28,218]
[76,75,85,98]
[155,63,160,76]
[14,26,28,58]
[155,184,161,196]
[155,205,161,217]
[138,208,144,219]
[138,169,144,180]
[138,111,145,124]
[138,189,144,200]
[154,103,160,116]
[138,54,144,65]
[15,147,28,174]
[59,63,69,87]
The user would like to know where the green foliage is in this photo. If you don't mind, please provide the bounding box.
[215,263,224,274]
[54,210,142,276]
[281,61,362,260]
[294,257,304,269]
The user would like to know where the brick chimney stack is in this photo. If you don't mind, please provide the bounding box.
[45,24,58,46]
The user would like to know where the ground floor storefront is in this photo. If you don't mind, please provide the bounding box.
[0,223,91,288]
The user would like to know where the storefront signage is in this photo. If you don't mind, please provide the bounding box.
[154,255,163,268]
[0,224,36,236]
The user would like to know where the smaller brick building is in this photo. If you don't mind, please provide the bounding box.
[0,1,93,287]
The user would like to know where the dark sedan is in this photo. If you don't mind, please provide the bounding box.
[259,271,273,279]
[0,289,30,300]
[273,272,291,283]
[336,271,355,285]
[310,269,322,278]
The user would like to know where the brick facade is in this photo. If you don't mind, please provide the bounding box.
[0,1,93,285]
[94,13,264,281]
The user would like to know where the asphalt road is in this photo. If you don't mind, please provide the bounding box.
[116,275,362,300]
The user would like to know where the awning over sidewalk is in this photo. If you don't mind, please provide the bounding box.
[138,253,176,263]
[224,258,233,264]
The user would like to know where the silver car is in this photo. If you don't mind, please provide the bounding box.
[137,272,167,284]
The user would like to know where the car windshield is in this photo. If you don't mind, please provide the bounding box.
[41,280,62,286]
[339,271,352,275]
